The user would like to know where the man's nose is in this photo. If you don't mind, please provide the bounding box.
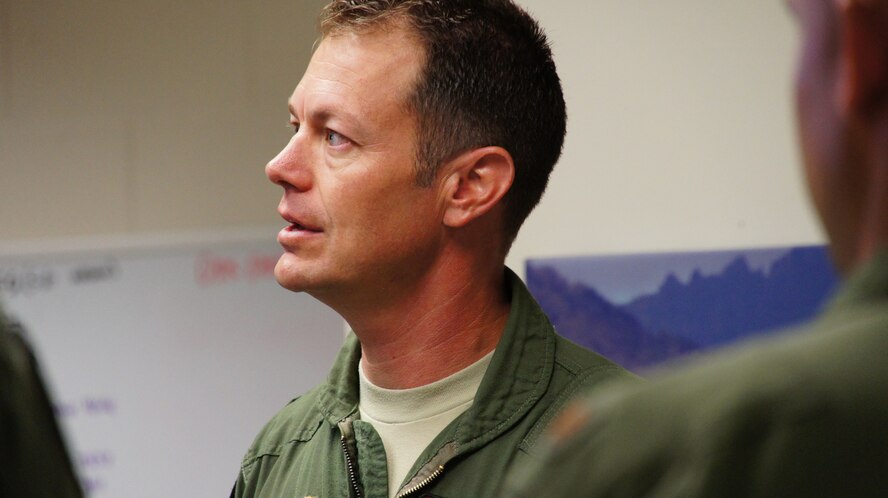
[265,134,313,192]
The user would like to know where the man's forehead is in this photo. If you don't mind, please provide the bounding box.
[284,28,424,136]
[287,86,363,125]
[294,29,421,95]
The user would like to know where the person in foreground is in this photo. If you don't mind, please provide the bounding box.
[503,0,888,496]
[0,306,83,498]
[232,1,634,497]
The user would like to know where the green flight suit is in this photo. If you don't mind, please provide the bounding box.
[504,253,888,498]
[233,269,635,498]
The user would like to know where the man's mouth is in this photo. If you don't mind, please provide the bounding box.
[278,219,322,247]
[280,213,323,235]
[287,221,322,232]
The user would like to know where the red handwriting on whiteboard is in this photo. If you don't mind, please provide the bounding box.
[194,252,280,286]
[194,254,241,286]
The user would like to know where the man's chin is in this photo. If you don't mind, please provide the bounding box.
[273,256,310,292]
[275,277,307,293]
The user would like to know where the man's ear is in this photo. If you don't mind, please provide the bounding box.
[441,146,515,228]
[836,0,888,116]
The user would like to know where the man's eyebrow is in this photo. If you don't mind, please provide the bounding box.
[307,106,362,130]
[287,99,364,132]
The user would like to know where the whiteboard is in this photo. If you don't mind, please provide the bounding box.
[0,233,344,497]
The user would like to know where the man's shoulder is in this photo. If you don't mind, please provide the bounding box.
[0,314,84,498]
[661,300,888,406]
[618,311,888,422]
[241,384,329,466]
[509,307,888,497]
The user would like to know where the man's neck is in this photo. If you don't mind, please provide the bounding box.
[341,261,511,390]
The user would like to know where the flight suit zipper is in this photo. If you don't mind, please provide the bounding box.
[395,441,458,498]
[395,464,444,498]
[338,419,363,498]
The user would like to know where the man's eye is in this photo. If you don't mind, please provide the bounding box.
[326,130,349,147]
[288,122,300,135]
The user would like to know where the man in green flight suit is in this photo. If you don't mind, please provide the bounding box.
[504,0,888,496]
[232,1,634,497]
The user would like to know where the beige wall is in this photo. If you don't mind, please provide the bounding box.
[1,0,326,241]
[506,0,822,271]
[1,1,822,264]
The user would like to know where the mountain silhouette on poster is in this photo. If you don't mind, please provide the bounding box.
[622,246,839,347]
[526,265,696,371]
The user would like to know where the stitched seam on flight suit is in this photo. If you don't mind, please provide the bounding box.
[519,364,624,455]
[241,417,325,481]
[554,349,582,375]
[461,329,553,449]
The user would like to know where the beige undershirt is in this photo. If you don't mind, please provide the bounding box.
[358,350,494,498]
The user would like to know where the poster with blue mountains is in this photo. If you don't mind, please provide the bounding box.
[526,245,840,373]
